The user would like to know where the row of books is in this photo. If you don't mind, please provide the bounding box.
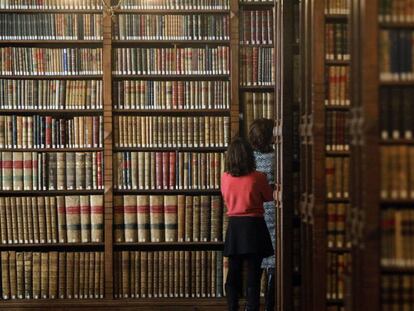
[113,15,229,41]
[325,65,350,106]
[381,146,414,200]
[113,47,229,75]
[380,87,414,140]
[114,115,229,148]
[379,30,414,82]
[114,250,224,298]
[0,48,103,76]
[243,92,274,135]
[325,111,349,152]
[381,275,414,309]
[0,14,102,40]
[114,195,225,243]
[0,151,104,191]
[118,0,230,9]
[240,0,273,3]
[325,23,350,61]
[0,80,103,110]
[0,195,103,244]
[326,157,350,200]
[113,151,224,190]
[0,115,103,149]
[324,0,350,15]
[1,251,104,300]
[113,80,230,110]
[0,0,103,9]
[240,9,274,44]
[240,47,275,86]
[382,209,414,268]
[326,252,348,300]
[379,0,414,22]
[327,203,349,249]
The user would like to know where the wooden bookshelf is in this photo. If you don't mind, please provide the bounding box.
[349,0,380,310]
[0,0,289,308]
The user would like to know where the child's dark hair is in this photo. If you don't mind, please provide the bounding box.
[225,137,256,177]
[248,118,274,153]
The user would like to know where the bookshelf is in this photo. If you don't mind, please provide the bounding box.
[293,0,353,310]
[0,0,291,308]
[0,1,106,303]
[348,0,414,310]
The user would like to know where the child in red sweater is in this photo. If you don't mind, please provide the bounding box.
[222,137,274,311]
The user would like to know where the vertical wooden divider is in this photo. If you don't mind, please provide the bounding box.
[310,0,326,310]
[230,0,239,137]
[103,10,114,299]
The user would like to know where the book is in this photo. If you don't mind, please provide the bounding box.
[240,47,275,86]
[240,9,274,44]
[118,0,229,9]
[114,152,224,190]
[150,195,164,242]
[114,115,229,148]
[113,47,229,75]
[114,14,229,41]
[325,23,350,61]
[113,80,229,110]
[114,250,225,298]
[0,48,103,75]
[379,29,414,82]
[0,0,103,9]
[0,14,103,40]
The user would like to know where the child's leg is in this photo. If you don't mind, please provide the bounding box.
[245,254,263,311]
[265,268,275,311]
[226,255,243,311]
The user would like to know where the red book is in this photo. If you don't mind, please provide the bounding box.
[156,152,163,189]
[162,152,169,189]
[169,152,176,190]
[45,116,52,148]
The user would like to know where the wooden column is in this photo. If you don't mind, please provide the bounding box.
[103,10,114,299]
[230,0,240,137]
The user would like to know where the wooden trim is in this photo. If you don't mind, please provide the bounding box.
[277,0,294,309]
[0,75,102,79]
[102,11,114,299]
[112,109,230,115]
[0,40,102,47]
[0,109,103,115]
[113,189,222,195]
[112,74,229,80]
[112,40,230,46]
[355,0,381,310]
[310,0,327,310]
[230,0,240,137]
[0,190,104,196]
[0,243,105,249]
[113,9,230,14]
[0,9,103,13]
[113,147,227,152]
[0,148,104,152]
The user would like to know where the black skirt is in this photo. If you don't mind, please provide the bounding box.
[224,216,274,258]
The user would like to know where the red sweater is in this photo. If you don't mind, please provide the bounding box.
[221,171,274,217]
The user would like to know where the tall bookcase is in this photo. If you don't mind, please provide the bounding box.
[0,0,286,308]
[348,0,414,310]
[294,0,353,310]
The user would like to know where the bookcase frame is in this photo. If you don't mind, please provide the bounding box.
[348,0,381,310]
[0,0,297,309]
[296,0,354,310]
